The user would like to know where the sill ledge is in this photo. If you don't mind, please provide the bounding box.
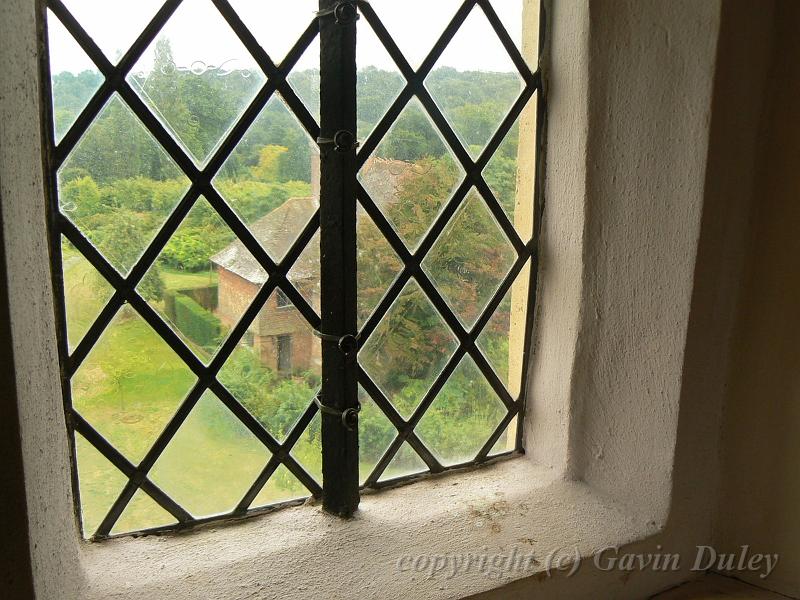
[79,458,659,600]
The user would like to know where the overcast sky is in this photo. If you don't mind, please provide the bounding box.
[49,0,530,76]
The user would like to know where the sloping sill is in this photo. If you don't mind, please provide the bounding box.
[78,458,659,600]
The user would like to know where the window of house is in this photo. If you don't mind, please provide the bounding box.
[42,0,542,538]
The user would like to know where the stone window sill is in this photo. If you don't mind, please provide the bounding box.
[77,458,658,599]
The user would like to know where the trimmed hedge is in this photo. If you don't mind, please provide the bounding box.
[183,284,218,311]
[173,293,221,348]
[164,290,177,322]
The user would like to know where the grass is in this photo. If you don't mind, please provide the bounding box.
[64,251,314,536]
[160,266,218,292]
[64,247,471,535]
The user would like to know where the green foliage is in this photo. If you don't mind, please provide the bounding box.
[60,175,102,218]
[139,265,165,302]
[384,155,461,244]
[251,145,288,181]
[380,103,446,160]
[215,179,311,223]
[159,200,234,271]
[217,347,319,447]
[52,70,104,137]
[426,67,521,149]
[56,58,524,513]
[173,293,221,348]
[484,153,518,215]
[357,66,404,133]
[160,228,224,271]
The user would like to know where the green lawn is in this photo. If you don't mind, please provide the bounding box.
[64,245,466,536]
[160,266,218,292]
[64,250,316,536]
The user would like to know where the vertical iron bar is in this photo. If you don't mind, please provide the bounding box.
[318,0,360,516]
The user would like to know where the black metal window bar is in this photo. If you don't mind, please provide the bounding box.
[39,0,544,539]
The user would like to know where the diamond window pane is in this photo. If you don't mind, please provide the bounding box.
[228,0,317,64]
[422,189,516,329]
[415,356,507,466]
[217,291,321,442]
[483,95,537,242]
[367,0,462,69]
[61,237,115,352]
[492,0,540,69]
[358,386,398,484]
[477,260,531,398]
[288,35,321,125]
[149,391,269,518]
[425,5,524,159]
[378,442,428,482]
[250,464,308,509]
[128,0,266,165]
[359,279,458,419]
[61,0,164,64]
[356,19,405,142]
[291,412,322,485]
[47,10,104,143]
[358,98,464,251]
[57,94,191,276]
[71,305,196,464]
[357,206,403,327]
[111,490,177,536]
[74,433,128,538]
[214,96,319,263]
[138,196,264,363]
[488,421,517,457]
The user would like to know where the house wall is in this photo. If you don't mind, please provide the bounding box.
[217,266,320,374]
[254,291,320,374]
[253,327,319,375]
[215,267,259,329]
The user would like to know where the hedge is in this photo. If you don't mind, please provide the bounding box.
[173,293,221,348]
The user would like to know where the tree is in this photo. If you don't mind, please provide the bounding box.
[251,145,288,181]
[96,211,165,300]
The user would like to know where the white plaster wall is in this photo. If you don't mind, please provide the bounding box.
[0,0,83,598]
[571,0,720,521]
[474,0,776,597]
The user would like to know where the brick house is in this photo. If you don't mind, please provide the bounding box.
[211,195,321,375]
[210,156,413,376]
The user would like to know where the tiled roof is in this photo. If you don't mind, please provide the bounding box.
[358,157,414,208]
[211,158,413,285]
[210,196,318,285]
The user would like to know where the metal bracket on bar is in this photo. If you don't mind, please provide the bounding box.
[317,130,359,153]
[316,1,359,25]
[313,329,359,360]
[314,394,361,431]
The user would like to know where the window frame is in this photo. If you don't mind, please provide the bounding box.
[38,0,546,538]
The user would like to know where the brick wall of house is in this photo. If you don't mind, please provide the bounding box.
[253,328,320,375]
[216,266,320,375]
[216,267,259,329]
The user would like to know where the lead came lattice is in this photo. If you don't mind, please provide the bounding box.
[41,0,544,538]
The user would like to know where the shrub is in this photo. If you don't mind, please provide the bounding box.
[173,293,221,348]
